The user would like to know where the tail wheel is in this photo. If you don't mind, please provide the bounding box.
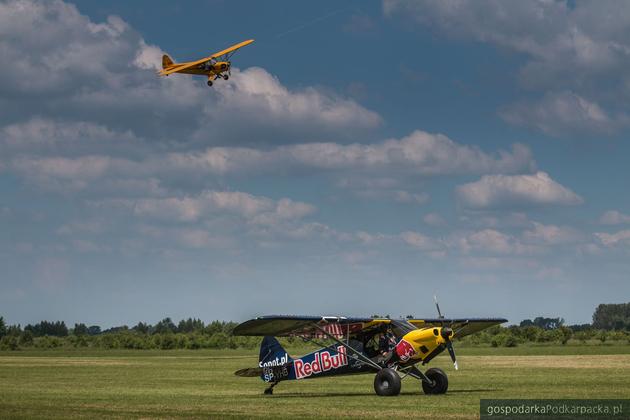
[374,368,401,396]
[207,80,213,87]
[422,367,448,395]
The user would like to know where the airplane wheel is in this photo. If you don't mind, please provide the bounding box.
[374,368,401,396]
[223,75,229,80]
[422,367,448,395]
[263,388,273,395]
[207,80,213,87]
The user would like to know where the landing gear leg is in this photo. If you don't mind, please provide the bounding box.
[264,381,278,395]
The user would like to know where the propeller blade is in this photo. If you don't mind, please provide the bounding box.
[433,295,443,319]
[446,341,458,370]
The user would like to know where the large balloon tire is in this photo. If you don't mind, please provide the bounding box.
[373,368,401,396]
[422,367,448,395]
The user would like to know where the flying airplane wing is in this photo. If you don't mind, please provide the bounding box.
[407,318,507,339]
[158,39,254,76]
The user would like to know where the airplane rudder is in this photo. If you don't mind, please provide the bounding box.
[259,336,292,366]
[162,54,173,69]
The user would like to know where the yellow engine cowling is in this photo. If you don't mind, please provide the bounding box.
[395,327,454,363]
[211,61,230,74]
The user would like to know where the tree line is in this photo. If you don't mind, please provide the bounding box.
[1,303,629,351]
[0,317,263,351]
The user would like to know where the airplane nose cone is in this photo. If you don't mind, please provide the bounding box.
[441,327,453,340]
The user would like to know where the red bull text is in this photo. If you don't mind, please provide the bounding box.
[294,346,348,379]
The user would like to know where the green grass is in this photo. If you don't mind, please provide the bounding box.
[1,346,629,419]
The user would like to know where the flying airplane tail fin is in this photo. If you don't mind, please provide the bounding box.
[259,336,292,367]
[162,54,174,69]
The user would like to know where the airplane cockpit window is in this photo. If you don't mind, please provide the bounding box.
[390,320,415,337]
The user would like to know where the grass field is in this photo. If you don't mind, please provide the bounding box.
[1,345,629,419]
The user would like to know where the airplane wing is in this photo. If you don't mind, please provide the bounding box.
[234,315,507,339]
[158,39,254,76]
[407,318,507,339]
[233,315,391,339]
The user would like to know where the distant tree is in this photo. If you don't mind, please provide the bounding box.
[568,324,592,332]
[177,318,204,333]
[0,317,6,339]
[87,325,101,335]
[19,330,34,347]
[73,323,89,336]
[558,326,573,344]
[522,317,564,330]
[519,319,534,327]
[222,322,237,335]
[6,324,22,336]
[101,326,128,334]
[132,322,150,334]
[0,335,19,350]
[25,321,68,337]
[153,318,177,334]
[592,303,630,331]
[204,320,224,335]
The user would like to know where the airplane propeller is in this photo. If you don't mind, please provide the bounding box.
[445,334,458,371]
[434,295,459,370]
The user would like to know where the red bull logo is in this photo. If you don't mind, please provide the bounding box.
[294,346,348,379]
[395,339,416,362]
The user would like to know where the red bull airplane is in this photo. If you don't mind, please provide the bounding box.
[234,300,506,396]
[159,39,254,87]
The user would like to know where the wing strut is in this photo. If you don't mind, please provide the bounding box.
[311,323,383,371]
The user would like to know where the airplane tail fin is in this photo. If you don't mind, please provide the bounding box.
[162,54,174,69]
[234,336,293,380]
[259,336,292,367]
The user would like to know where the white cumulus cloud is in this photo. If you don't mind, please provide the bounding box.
[595,230,630,247]
[384,0,630,136]
[600,210,630,225]
[456,172,583,210]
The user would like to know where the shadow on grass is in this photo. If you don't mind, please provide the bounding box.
[244,388,500,398]
[446,388,500,393]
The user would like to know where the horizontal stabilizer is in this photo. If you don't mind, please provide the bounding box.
[234,367,263,377]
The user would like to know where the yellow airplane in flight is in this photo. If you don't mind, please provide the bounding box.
[159,39,254,87]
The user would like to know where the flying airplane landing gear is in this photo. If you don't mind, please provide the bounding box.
[207,80,213,87]
[223,74,229,80]
[421,367,448,395]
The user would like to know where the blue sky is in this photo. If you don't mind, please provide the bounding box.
[1,0,629,327]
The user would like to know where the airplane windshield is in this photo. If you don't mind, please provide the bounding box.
[390,320,416,337]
